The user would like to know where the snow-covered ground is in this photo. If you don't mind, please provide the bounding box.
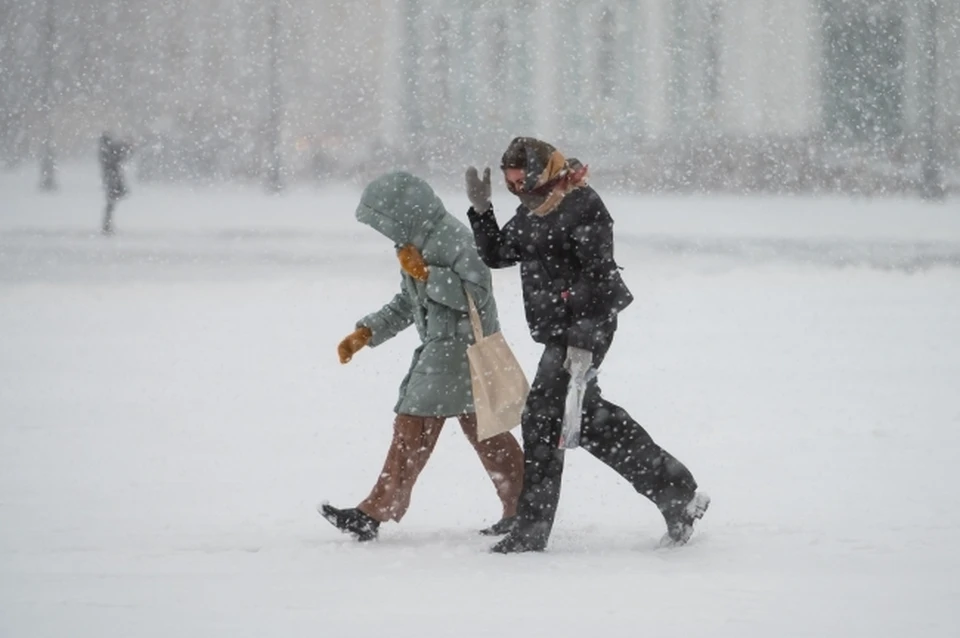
[2,164,959,637]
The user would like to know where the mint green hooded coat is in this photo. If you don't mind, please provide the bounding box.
[355,172,500,417]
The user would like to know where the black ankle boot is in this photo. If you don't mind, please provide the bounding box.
[319,504,380,542]
[479,515,517,536]
[659,492,710,546]
[490,523,548,554]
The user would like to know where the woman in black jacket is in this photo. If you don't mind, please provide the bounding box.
[465,137,709,553]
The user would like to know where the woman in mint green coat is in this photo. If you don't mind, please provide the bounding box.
[321,172,523,542]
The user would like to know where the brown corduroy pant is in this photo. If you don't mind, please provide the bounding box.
[357,413,523,523]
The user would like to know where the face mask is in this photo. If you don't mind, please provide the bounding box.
[517,192,548,210]
[506,177,548,211]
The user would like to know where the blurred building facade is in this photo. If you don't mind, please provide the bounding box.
[382,0,960,192]
[1,0,957,193]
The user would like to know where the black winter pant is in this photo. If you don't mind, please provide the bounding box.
[514,326,698,547]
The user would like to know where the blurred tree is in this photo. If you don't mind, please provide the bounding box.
[920,0,944,200]
[38,0,57,191]
[402,0,425,165]
[265,1,284,193]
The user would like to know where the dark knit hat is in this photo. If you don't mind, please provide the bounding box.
[500,137,567,193]
[501,136,556,169]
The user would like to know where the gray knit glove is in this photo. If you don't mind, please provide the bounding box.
[465,166,492,213]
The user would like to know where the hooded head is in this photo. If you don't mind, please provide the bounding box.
[500,137,566,193]
[500,137,588,214]
[355,171,446,248]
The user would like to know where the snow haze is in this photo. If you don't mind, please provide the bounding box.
[2,164,959,636]
[2,0,958,194]
[3,0,960,635]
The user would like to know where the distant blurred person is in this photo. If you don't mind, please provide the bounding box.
[465,137,709,553]
[320,171,524,542]
[98,132,133,236]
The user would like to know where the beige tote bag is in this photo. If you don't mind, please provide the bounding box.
[465,292,530,441]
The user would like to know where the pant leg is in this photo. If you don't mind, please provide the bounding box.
[580,391,697,508]
[578,326,699,514]
[457,413,524,518]
[102,200,115,234]
[358,414,445,523]
[512,343,569,545]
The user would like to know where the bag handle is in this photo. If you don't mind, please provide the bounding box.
[465,290,484,342]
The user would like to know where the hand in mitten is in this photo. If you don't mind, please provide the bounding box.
[465,166,492,213]
[338,326,373,364]
[397,244,429,282]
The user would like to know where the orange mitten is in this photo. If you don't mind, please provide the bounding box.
[337,326,373,364]
[397,244,429,282]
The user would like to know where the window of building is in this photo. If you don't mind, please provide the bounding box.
[822,2,905,144]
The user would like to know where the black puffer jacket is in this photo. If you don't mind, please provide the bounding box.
[467,186,633,352]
